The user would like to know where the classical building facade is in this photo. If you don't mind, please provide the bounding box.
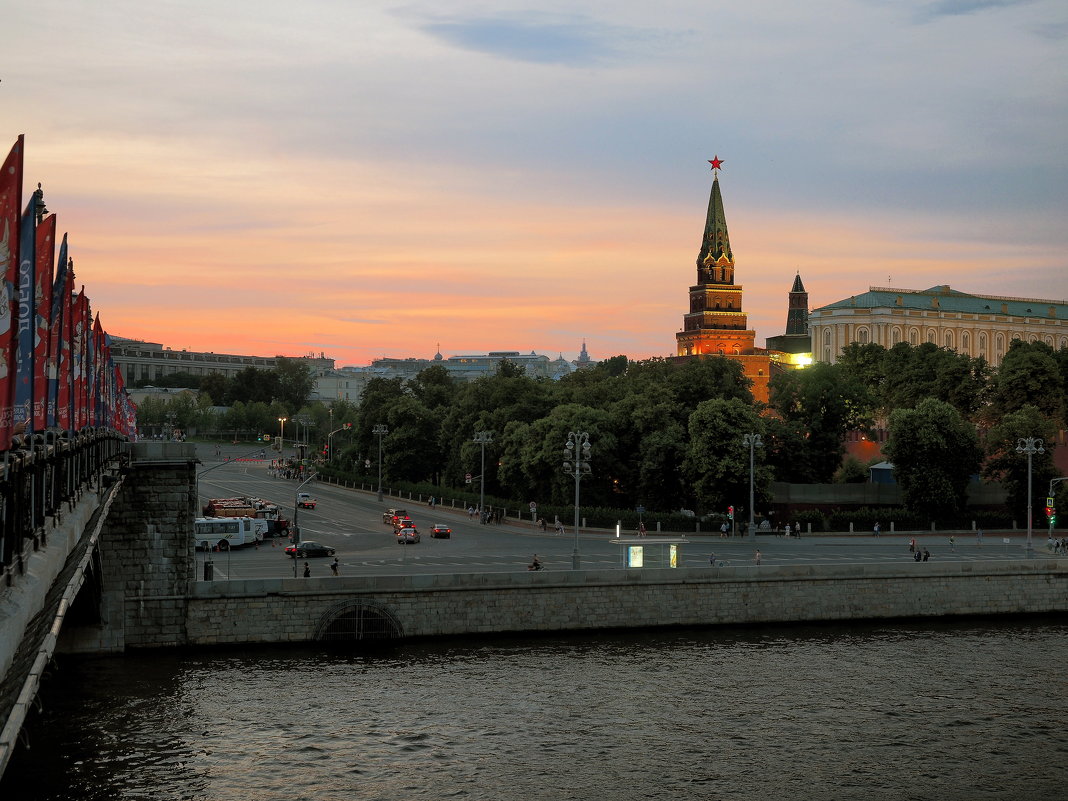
[109,337,335,384]
[809,285,1068,367]
[674,162,781,402]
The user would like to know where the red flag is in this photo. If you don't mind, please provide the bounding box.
[0,136,24,448]
[33,213,55,430]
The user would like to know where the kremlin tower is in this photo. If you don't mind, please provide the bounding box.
[673,158,781,403]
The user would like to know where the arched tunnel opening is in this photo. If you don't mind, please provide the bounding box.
[314,600,403,642]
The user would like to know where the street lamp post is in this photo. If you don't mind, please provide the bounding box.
[473,431,493,522]
[1016,437,1044,555]
[277,416,287,454]
[373,424,388,502]
[562,431,592,569]
[742,433,763,541]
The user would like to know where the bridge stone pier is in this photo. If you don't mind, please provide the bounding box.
[58,441,198,653]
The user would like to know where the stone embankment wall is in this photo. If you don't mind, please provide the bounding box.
[58,442,197,653]
[182,560,1068,646]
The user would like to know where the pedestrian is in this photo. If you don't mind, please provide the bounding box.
[923,548,931,562]
[793,521,801,538]
[709,552,717,567]
[914,550,922,562]
[555,520,564,535]
[720,522,728,538]
[638,521,647,537]
[330,557,339,576]
[754,549,761,566]
[909,537,916,553]
[784,523,792,539]
[977,528,983,547]
[949,535,955,552]
[874,521,881,537]
[303,561,311,578]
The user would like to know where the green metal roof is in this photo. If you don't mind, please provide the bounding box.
[813,285,1068,318]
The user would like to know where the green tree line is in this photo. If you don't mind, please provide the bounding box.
[135,341,1067,525]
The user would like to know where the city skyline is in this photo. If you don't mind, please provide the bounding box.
[4,1,1066,366]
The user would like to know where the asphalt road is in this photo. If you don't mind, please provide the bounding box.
[192,442,1048,580]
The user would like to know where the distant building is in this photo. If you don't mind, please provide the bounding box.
[673,162,783,403]
[311,348,578,404]
[109,337,335,384]
[765,273,814,367]
[809,285,1068,367]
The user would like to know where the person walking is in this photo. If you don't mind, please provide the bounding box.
[949,535,956,552]
[784,523,792,539]
[874,521,881,537]
[638,521,647,537]
[754,549,762,566]
[977,528,983,547]
[330,557,339,576]
[302,561,311,578]
[923,548,931,562]
[709,552,717,567]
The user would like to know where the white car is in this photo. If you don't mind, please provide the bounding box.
[396,527,420,544]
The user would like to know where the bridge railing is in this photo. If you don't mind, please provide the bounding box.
[0,430,127,585]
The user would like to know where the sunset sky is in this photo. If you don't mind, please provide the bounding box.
[4,1,1067,368]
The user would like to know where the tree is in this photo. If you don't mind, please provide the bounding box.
[982,405,1059,520]
[274,357,315,414]
[199,373,231,405]
[769,362,874,482]
[883,398,982,523]
[985,341,1065,426]
[685,398,770,515]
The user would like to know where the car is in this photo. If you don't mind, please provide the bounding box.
[297,492,317,509]
[283,540,335,557]
[431,524,451,539]
[383,508,408,524]
[393,517,414,531]
[396,527,420,544]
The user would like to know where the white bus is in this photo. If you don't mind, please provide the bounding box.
[194,517,261,550]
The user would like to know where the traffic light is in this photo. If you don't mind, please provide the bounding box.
[728,505,734,520]
[1047,505,1057,526]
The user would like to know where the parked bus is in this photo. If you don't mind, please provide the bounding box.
[194,516,261,550]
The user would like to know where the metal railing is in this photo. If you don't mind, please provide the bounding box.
[0,430,127,585]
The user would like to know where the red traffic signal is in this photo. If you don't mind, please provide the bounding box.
[728,505,734,520]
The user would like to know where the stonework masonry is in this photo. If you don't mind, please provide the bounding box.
[180,561,1068,647]
[58,442,198,654]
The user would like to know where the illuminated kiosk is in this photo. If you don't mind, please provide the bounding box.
[612,537,690,569]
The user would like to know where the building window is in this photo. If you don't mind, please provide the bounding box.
[909,329,918,346]
[891,327,901,345]
[927,329,936,344]
[961,332,969,352]
[944,330,954,349]
[979,333,987,355]
[857,328,869,344]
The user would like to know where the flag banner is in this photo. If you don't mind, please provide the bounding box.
[71,287,86,429]
[92,314,103,427]
[46,234,68,427]
[57,265,73,430]
[33,212,55,431]
[0,135,24,449]
[14,197,36,431]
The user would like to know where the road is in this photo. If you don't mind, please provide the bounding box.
[192,442,1046,580]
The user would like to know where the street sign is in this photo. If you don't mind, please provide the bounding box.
[636,506,645,513]
[529,502,537,510]
[465,472,472,484]
[1048,497,1055,507]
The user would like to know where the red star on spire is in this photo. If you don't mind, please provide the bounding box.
[708,155,724,171]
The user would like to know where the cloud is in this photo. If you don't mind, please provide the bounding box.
[917,0,1035,19]
[413,12,640,66]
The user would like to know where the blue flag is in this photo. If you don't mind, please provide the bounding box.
[13,198,35,432]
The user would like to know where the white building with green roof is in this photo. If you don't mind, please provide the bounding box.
[809,284,1068,366]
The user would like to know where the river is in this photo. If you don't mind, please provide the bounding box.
[3,617,1066,801]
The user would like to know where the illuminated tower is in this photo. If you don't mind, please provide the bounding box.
[675,158,757,358]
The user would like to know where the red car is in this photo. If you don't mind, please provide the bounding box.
[431,524,452,539]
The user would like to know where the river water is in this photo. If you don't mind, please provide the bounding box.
[4,617,1066,801]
